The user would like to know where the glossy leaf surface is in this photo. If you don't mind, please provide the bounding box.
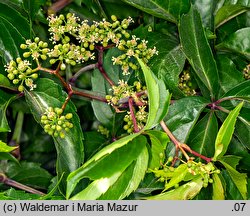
[213,102,243,160]
[179,6,219,100]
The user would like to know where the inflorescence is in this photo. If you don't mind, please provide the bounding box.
[40,107,73,138]
[106,80,148,133]
[149,156,220,190]
[4,13,158,138]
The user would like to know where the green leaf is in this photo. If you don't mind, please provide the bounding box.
[145,176,203,200]
[221,169,243,199]
[0,188,41,200]
[122,0,190,23]
[216,55,245,97]
[67,135,147,200]
[0,90,16,132]
[227,137,250,172]
[5,161,52,190]
[0,74,11,88]
[219,160,247,199]
[24,78,84,192]
[216,27,250,60]
[179,6,219,100]
[23,0,46,20]
[215,5,249,28]
[137,58,170,130]
[212,173,225,200]
[134,173,164,195]
[145,130,169,169]
[188,112,218,158]
[222,80,250,102]
[0,152,19,164]
[101,0,140,19]
[82,0,108,19]
[133,26,185,98]
[0,2,31,62]
[213,102,243,161]
[0,140,17,153]
[164,164,188,191]
[163,96,208,143]
[191,0,217,30]
[151,45,186,98]
[91,48,125,127]
[83,131,108,160]
[235,110,250,150]
[99,144,149,199]
[66,133,141,199]
[219,155,242,169]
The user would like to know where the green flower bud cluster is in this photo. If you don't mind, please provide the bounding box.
[48,43,94,70]
[20,37,49,61]
[112,36,158,75]
[47,13,80,43]
[106,80,147,105]
[148,158,176,184]
[243,64,250,79]
[46,13,157,74]
[4,58,38,91]
[178,70,196,96]
[97,125,110,138]
[41,107,73,138]
[187,161,219,188]
[77,15,133,49]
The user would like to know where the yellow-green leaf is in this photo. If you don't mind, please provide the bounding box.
[0,140,17,153]
[213,102,243,161]
[212,173,225,200]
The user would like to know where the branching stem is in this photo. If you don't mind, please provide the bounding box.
[0,173,45,196]
[160,121,212,163]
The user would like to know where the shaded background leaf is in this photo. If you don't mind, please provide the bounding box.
[0,2,31,62]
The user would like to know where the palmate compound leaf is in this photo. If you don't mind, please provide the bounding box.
[66,134,149,200]
[24,78,84,193]
[137,58,170,130]
[145,176,203,200]
[179,5,219,100]
[213,102,244,161]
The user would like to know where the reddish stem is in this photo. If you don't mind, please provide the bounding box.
[96,46,115,86]
[160,121,212,163]
[38,65,108,103]
[181,144,212,163]
[0,173,45,196]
